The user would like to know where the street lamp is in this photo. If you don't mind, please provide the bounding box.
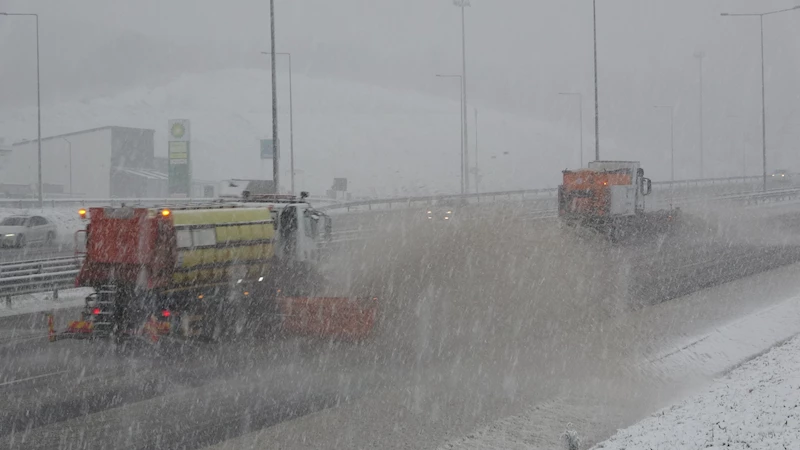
[694,51,705,179]
[1,12,41,207]
[474,107,479,194]
[727,115,746,178]
[62,138,72,195]
[721,5,800,192]
[559,92,584,167]
[592,0,600,161]
[654,105,675,182]
[453,0,470,193]
[437,74,465,194]
[268,0,279,192]
[261,52,294,194]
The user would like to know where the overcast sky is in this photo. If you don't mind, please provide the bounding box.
[1,0,799,179]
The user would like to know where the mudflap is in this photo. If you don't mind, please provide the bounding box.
[51,308,172,344]
[278,296,378,341]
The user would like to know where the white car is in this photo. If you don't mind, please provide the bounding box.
[0,215,58,248]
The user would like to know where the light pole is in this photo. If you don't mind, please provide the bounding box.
[721,5,800,192]
[474,107,479,194]
[559,92,584,167]
[728,115,746,178]
[268,0,279,192]
[62,138,72,195]
[261,52,294,194]
[694,51,705,178]
[654,105,675,182]
[592,0,600,161]
[1,12,41,207]
[437,74,464,194]
[454,0,470,193]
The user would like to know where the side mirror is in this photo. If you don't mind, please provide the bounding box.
[642,178,652,196]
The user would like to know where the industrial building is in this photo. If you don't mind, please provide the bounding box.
[0,126,214,198]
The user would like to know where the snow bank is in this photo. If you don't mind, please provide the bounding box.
[594,335,800,450]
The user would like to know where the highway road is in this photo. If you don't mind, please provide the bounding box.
[3,201,800,448]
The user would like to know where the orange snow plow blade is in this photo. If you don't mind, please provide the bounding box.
[278,297,378,340]
[66,320,94,335]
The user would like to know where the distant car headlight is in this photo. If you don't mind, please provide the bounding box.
[4,234,15,237]
[447,211,452,214]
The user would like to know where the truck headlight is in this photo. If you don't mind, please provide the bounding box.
[4,234,14,237]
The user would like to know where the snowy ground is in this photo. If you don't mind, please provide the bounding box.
[431,270,800,450]
[593,335,800,450]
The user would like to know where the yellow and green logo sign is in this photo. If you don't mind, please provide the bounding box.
[170,122,186,139]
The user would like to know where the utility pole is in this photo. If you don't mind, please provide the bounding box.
[695,51,705,178]
[454,0,471,193]
[474,108,479,194]
[437,74,465,194]
[269,0,280,192]
[655,105,675,182]
[63,138,72,195]
[559,92,584,167]
[721,5,800,191]
[728,115,745,178]
[592,0,600,161]
[261,52,294,194]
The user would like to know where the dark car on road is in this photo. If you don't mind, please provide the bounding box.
[771,170,792,183]
[426,198,467,222]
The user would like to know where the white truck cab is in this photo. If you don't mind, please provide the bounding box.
[232,191,332,265]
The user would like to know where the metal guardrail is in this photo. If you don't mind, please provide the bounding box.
[498,188,800,223]
[0,230,367,303]
[0,256,83,302]
[318,176,768,213]
[0,196,344,210]
[1,182,796,303]
[0,176,765,213]
[732,188,800,206]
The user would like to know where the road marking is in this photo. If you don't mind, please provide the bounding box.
[0,370,69,387]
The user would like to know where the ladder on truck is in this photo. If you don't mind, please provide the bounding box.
[86,284,118,337]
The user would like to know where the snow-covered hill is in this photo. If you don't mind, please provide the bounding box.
[0,69,590,197]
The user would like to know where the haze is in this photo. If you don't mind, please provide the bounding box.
[1,0,798,191]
